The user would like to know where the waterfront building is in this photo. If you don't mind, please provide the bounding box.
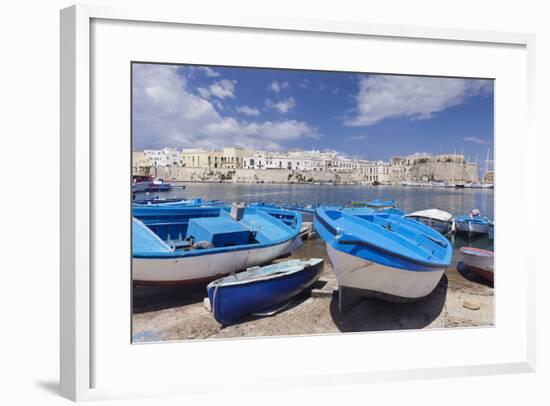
[244,150,331,171]
[132,150,150,167]
[144,147,181,167]
[484,170,494,183]
[221,147,254,169]
[180,147,253,169]
[362,161,392,183]
[181,148,222,168]
[242,149,391,183]
[134,146,481,185]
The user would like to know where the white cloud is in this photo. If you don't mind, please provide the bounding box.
[132,64,317,151]
[345,75,493,126]
[196,87,210,98]
[463,136,488,145]
[196,79,236,100]
[268,80,289,93]
[236,105,261,116]
[198,67,220,77]
[265,97,296,114]
[209,79,236,99]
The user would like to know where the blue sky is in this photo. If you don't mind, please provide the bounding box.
[133,63,493,165]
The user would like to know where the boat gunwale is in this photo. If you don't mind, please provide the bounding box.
[405,209,453,222]
[207,258,324,288]
[133,207,302,259]
[460,246,494,258]
[314,208,452,270]
[454,215,493,225]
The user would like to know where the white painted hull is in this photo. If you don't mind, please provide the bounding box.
[455,221,490,235]
[406,209,453,234]
[326,244,445,300]
[460,247,494,272]
[408,217,451,234]
[133,240,293,284]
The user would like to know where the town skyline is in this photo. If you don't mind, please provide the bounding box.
[134,145,494,173]
[133,63,494,163]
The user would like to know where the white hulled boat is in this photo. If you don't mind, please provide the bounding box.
[405,208,453,234]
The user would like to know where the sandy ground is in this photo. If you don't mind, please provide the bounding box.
[132,237,494,342]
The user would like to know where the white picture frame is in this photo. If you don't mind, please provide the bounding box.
[60,4,536,402]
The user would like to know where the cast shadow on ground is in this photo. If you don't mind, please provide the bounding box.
[329,274,448,333]
[133,283,209,314]
[133,275,329,316]
[456,261,493,288]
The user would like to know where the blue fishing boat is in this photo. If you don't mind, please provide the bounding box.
[314,207,452,306]
[278,203,315,213]
[454,209,493,236]
[249,202,316,222]
[133,197,186,205]
[132,178,173,193]
[207,258,324,325]
[132,197,225,207]
[133,204,302,285]
[348,199,404,215]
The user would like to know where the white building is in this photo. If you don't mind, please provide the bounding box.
[244,150,326,171]
[242,149,391,182]
[144,148,181,167]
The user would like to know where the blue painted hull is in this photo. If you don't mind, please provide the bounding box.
[132,182,172,193]
[207,259,323,325]
[314,207,453,272]
[454,214,493,235]
[132,198,225,207]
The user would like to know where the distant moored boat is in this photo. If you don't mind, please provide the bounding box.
[454,209,493,236]
[132,197,225,207]
[405,208,453,234]
[460,247,494,282]
[132,176,173,193]
[349,199,404,215]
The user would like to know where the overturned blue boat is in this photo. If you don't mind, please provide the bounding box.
[314,207,452,307]
[132,204,302,285]
[207,258,324,325]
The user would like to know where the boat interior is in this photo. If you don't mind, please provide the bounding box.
[320,208,451,264]
[133,206,300,253]
[209,258,323,286]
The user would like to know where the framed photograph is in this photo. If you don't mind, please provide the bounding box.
[60,4,536,401]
